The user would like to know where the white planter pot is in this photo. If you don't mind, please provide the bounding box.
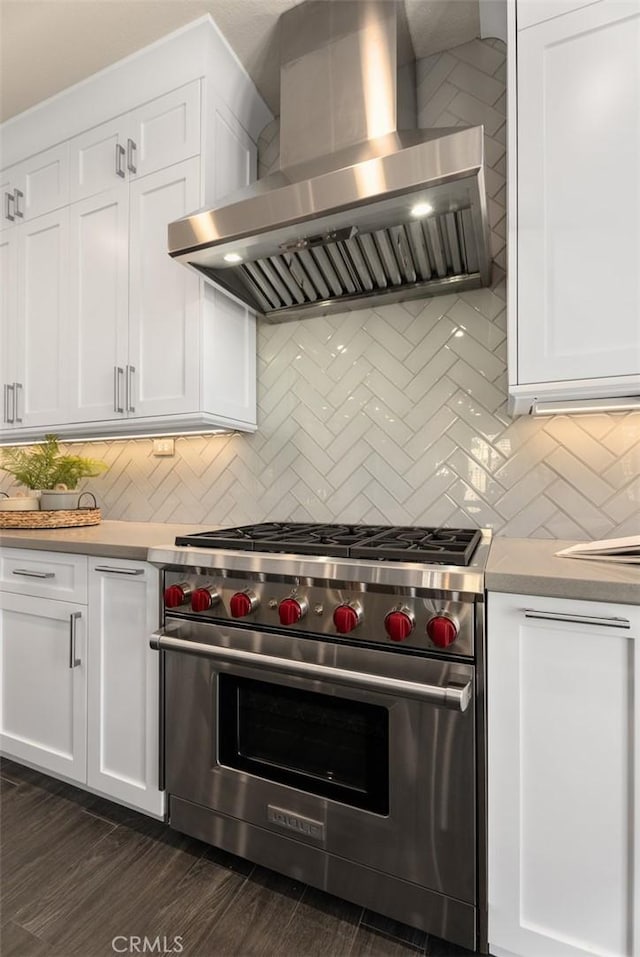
[39,490,81,510]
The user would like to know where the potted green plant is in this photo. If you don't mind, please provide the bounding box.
[0,434,107,509]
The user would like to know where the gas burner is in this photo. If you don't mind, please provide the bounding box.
[175,523,482,566]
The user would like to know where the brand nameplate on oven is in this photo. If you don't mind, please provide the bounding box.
[267,805,325,842]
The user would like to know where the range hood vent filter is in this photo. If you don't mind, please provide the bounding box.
[196,209,481,322]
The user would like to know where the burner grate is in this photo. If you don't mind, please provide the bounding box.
[175,523,482,566]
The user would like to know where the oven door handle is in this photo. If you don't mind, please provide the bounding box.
[150,630,472,712]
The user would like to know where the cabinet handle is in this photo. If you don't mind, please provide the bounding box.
[3,384,8,423]
[5,383,14,423]
[127,138,137,174]
[126,365,135,412]
[69,611,82,668]
[4,192,15,222]
[115,143,126,179]
[13,382,22,423]
[114,366,124,413]
[94,565,144,576]
[12,569,55,579]
[14,188,24,219]
[523,609,630,629]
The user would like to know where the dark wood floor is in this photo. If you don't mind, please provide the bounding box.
[1,759,478,957]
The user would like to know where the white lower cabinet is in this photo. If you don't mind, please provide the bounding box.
[0,548,164,818]
[87,559,163,816]
[487,591,640,957]
[0,592,87,781]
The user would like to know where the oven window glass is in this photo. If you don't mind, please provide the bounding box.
[218,675,389,813]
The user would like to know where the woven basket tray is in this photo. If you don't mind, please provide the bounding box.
[0,508,101,529]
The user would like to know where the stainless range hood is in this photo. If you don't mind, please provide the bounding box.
[168,1,491,322]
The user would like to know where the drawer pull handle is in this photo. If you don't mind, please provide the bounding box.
[5,383,14,423]
[14,382,22,423]
[115,142,126,178]
[12,569,55,579]
[94,566,144,576]
[5,191,15,222]
[126,138,137,174]
[114,366,124,413]
[523,609,630,629]
[126,364,135,413]
[69,611,82,668]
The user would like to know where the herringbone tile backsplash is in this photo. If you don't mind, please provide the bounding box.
[2,40,638,539]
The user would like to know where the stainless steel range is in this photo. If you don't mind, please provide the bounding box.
[149,523,490,953]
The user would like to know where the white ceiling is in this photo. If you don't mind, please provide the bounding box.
[0,0,480,124]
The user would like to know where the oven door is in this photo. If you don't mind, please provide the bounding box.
[155,617,476,904]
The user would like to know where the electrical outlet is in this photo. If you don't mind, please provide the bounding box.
[152,438,175,456]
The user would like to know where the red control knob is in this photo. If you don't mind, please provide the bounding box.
[230,591,257,618]
[333,604,361,634]
[279,598,304,626]
[385,610,414,642]
[427,615,458,648]
[191,587,218,613]
[164,583,191,608]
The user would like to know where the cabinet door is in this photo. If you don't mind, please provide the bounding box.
[488,593,640,957]
[87,560,164,817]
[69,117,127,203]
[0,592,87,783]
[517,2,640,385]
[14,208,71,428]
[128,81,200,180]
[127,157,200,419]
[13,143,70,221]
[68,187,129,422]
[0,229,18,431]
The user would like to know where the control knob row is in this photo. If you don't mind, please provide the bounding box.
[163,586,458,646]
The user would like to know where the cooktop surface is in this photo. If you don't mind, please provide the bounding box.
[174,522,482,566]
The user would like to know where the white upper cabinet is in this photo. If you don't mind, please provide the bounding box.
[1,142,69,228]
[128,81,201,180]
[0,18,271,442]
[67,185,129,423]
[67,102,202,426]
[0,208,71,432]
[69,117,126,203]
[127,157,201,419]
[1,145,71,430]
[13,208,70,430]
[0,230,18,429]
[69,81,201,203]
[508,0,640,412]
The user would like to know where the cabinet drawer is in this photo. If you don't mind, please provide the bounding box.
[0,548,88,602]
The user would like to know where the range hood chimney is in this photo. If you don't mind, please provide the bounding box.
[168,1,491,322]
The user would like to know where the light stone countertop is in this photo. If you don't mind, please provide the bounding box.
[0,520,214,561]
[1,523,639,605]
[486,537,640,606]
